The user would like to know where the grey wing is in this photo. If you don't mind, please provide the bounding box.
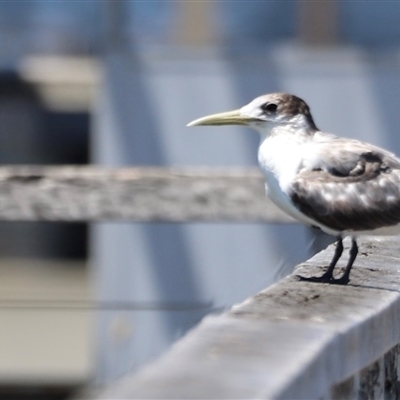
[290,139,400,232]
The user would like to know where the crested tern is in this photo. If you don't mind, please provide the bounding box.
[187,93,400,285]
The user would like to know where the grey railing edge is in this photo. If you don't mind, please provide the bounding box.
[93,236,400,399]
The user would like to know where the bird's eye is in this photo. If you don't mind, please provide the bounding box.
[262,103,278,114]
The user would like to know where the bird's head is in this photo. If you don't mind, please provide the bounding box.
[187,93,318,136]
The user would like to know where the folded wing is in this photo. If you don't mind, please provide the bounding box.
[290,139,400,231]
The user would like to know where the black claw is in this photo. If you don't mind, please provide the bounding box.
[296,273,333,284]
[296,274,350,285]
[329,276,350,285]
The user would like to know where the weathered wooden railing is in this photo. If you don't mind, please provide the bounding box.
[1,166,400,399]
[95,236,400,400]
[0,166,290,222]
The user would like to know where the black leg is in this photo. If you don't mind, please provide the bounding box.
[297,238,343,283]
[330,238,358,285]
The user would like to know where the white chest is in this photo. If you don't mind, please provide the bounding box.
[257,135,304,192]
[257,135,313,223]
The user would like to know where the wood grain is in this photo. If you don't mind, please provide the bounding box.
[96,236,400,399]
[0,166,294,222]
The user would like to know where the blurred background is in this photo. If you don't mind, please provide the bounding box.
[1,1,400,398]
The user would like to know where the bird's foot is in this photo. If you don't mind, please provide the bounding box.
[296,273,350,285]
[329,275,350,285]
[296,272,333,284]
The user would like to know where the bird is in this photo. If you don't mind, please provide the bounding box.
[187,92,400,285]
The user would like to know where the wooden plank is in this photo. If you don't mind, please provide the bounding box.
[0,166,294,222]
[95,236,400,399]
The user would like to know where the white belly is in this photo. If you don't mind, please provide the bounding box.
[258,137,307,220]
[257,136,340,235]
[262,171,320,227]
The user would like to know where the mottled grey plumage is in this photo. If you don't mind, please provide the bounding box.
[188,92,400,284]
[290,139,400,232]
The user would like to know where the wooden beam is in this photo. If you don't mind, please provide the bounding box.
[0,166,294,223]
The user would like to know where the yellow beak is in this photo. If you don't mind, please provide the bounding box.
[187,109,255,127]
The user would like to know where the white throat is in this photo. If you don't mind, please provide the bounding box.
[250,113,315,142]
[255,117,317,227]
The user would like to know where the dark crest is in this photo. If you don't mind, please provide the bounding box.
[270,93,318,131]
